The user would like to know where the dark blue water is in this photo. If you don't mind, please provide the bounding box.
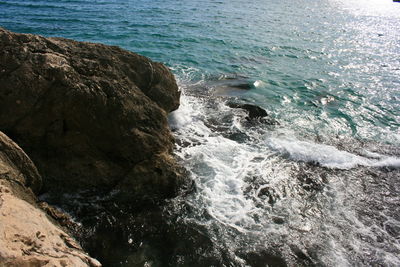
[1,0,400,266]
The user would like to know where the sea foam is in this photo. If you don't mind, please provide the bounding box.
[267,137,400,169]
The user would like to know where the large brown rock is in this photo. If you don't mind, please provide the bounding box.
[0,28,185,202]
[0,131,101,267]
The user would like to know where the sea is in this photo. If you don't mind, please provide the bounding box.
[1,0,400,266]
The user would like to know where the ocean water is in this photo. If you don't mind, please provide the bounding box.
[1,0,400,266]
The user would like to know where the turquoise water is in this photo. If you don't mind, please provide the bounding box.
[2,0,400,266]
[1,0,399,143]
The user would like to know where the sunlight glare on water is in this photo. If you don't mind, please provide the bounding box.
[333,0,400,17]
[1,0,400,265]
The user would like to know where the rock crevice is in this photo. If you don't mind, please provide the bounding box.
[0,131,101,266]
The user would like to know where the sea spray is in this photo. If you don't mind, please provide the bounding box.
[169,73,400,266]
[3,0,400,265]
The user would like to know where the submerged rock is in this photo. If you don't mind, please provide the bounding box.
[0,131,100,266]
[212,74,253,90]
[0,28,186,203]
[227,103,268,119]
[226,102,279,125]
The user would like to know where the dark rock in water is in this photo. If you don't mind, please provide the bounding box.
[213,74,252,90]
[226,102,279,125]
[228,103,268,119]
[44,190,223,267]
[223,81,253,90]
[257,186,279,205]
[272,216,285,224]
[0,27,186,204]
[209,75,254,96]
[238,250,287,267]
[289,245,316,266]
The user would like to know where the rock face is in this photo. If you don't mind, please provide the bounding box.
[0,28,185,203]
[0,130,42,196]
[0,131,101,267]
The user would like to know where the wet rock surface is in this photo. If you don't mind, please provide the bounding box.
[226,102,279,125]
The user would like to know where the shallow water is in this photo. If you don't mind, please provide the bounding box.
[167,81,400,266]
[1,0,400,266]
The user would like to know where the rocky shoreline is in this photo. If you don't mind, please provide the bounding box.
[0,28,187,266]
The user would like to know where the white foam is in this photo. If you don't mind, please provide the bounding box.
[168,93,198,130]
[253,80,265,88]
[169,76,400,265]
[168,68,210,132]
[182,135,262,231]
[371,157,400,168]
[267,137,400,169]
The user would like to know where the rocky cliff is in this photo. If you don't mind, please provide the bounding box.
[0,27,185,204]
[0,28,189,265]
[0,131,101,266]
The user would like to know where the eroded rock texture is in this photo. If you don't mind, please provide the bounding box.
[0,131,101,267]
[0,28,185,203]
